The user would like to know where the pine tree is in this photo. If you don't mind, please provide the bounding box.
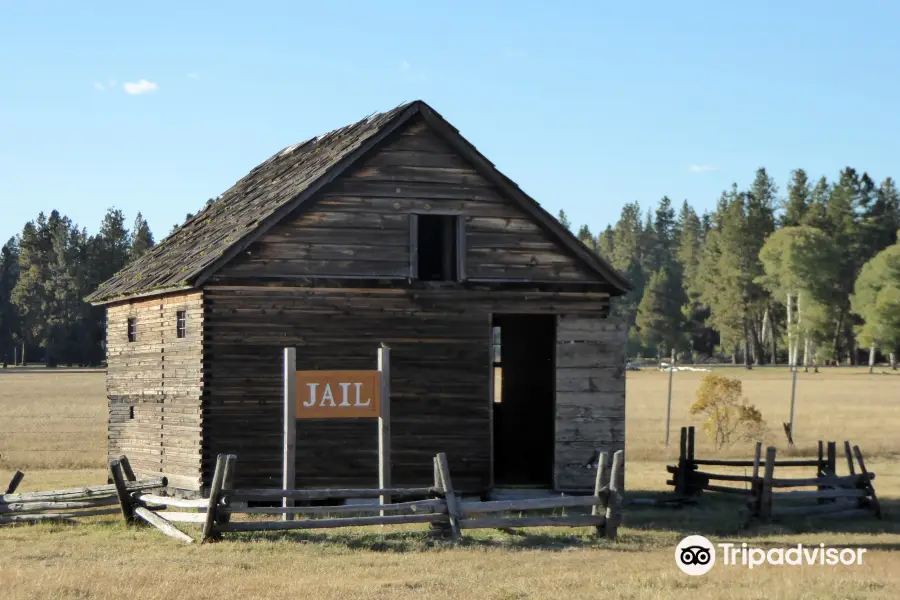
[636,268,685,357]
[0,238,20,365]
[609,202,645,323]
[129,212,155,261]
[576,224,595,250]
[782,169,810,227]
[557,209,571,230]
[596,225,614,262]
[654,196,677,265]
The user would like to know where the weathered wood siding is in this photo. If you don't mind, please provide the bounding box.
[215,117,603,284]
[106,292,203,491]
[554,316,626,491]
[202,287,613,492]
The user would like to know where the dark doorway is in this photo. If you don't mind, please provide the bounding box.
[492,314,555,487]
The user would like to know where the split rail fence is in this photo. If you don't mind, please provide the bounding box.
[667,426,881,523]
[0,457,167,525]
[110,450,625,544]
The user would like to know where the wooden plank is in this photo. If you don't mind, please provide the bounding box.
[694,471,755,483]
[201,455,227,542]
[458,495,605,516]
[692,458,819,467]
[153,511,208,523]
[593,451,609,519]
[222,487,439,501]
[225,499,445,515]
[704,484,754,496]
[770,473,875,488]
[132,494,208,509]
[0,508,121,523]
[220,454,237,524]
[0,496,119,514]
[436,453,461,540]
[378,344,391,515]
[118,455,137,481]
[283,348,297,521]
[603,450,623,538]
[5,472,24,494]
[220,513,445,532]
[109,459,134,523]
[852,445,881,518]
[461,514,605,530]
[844,441,856,476]
[134,507,195,543]
[759,446,777,520]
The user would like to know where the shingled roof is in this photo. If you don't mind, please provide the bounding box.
[86,100,630,304]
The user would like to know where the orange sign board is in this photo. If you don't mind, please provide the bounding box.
[295,370,381,419]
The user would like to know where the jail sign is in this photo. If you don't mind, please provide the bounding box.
[295,370,381,418]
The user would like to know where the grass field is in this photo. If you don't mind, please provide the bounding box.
[1,366,899,599]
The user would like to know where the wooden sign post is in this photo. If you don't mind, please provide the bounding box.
[282,345,391,520]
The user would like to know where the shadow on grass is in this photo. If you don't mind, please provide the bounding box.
[624,489,900,539]
[223,527,645,552]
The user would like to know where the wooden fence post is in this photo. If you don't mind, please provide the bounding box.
[749,441,762,512]
[118,455,137,482]
[593,451,609,535]
[201,455,227,543]
[676,427,688,496]
[108,459,134,523]
[604,450,624,538]
[436,453,461,540]
[852,446,881,518]
[844,441,856,476]
[219,454,237,525]
[378,344,391,515]
[283,347,297,522]
[665,352,675,447]
[5,471,24,494]
[826,441,838,502]
[758,446,777,521]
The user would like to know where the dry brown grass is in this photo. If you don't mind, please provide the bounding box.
[1,367,899,599]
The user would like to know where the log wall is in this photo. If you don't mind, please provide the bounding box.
[202,287,615,493]
[106,292,203,491]
[554,316,627,491]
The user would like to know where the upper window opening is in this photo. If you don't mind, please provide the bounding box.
[127,318,136,343]
[176,310,186,338]
[417,214,459,281]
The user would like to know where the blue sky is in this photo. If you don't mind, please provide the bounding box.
[2,1,899,244]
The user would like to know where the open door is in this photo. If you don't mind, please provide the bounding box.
[491,314,556,487]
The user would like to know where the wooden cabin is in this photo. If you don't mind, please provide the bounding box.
[86,100,631,496]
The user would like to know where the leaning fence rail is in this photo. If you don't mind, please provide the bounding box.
[0,457,166,525]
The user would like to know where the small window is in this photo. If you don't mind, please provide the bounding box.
[176,310,186,338]
[414,214,464,281]
[127,318,136,343]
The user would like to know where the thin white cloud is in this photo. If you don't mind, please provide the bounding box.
[187,73,200,79]
[123,79,159,95]
[688,164,718,173]
[400,60,410,72]
[93,78,118,91]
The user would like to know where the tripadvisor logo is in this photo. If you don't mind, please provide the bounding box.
[675,535,867,575]
[675,535,716,575]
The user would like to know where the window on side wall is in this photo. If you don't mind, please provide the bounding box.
[176,310,186,338]
[127,318,136,343]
